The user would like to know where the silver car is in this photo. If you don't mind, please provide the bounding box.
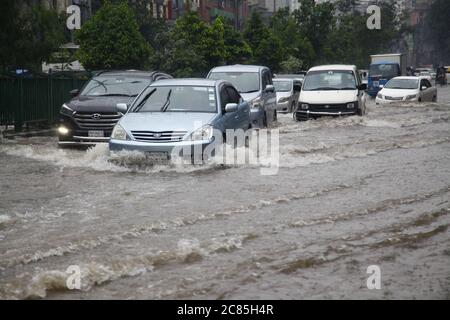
[273,78,301,113]
[207,65,277,128]
[109,79,250,160]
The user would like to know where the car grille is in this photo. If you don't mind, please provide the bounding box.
[131,131,187,142]
[73,112,122,129]
[385,96,403,101]
[309,103,351,112]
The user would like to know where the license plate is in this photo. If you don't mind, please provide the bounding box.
[88,130,104,137]
[145,152,169,162]
[373,81,379,87]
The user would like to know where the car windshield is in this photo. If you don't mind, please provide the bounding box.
[370,64,399,78]
[80,76,151,97]
[384,79,419,89]
[273,80,292,92]
[302,70,357,91]
[131,85,217,113]
[208,72,260,93]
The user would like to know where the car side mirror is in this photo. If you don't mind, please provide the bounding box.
[69,89,79,97]
[225,103,238,113]
[358,84,367,91]
[421,86,427,91]
[265,84,275,93]
[116,103,128,114]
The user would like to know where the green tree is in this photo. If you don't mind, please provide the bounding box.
[244,12,283,71]
[271,8,314,69]
[221,18,252,64]
[0,0,65,72]
[75,1,151,70]
[293,0,335,63]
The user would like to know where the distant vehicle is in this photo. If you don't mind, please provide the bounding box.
[58,70,172,146]
[295,65,367,121]
[274,73,306,82]
[273,78,302,113]
[359,69,369,85]
[109,79,251,161]
[445,66,450,74]
[375,76,437,104]
[207,65,277,128]
[368,53,407,97]
[418,71,433,82]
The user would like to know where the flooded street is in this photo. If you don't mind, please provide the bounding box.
[1,87,450,300]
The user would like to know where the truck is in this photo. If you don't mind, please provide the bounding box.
[367,53,407,97]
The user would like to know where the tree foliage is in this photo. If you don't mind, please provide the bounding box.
[0,0,65,72]
[75,1,151,70]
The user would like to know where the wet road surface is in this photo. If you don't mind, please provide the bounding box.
[1,87,450,299]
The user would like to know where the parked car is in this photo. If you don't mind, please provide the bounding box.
[273,78,301,113]
[375,76,437,104]
[109,79,251,161]
[207,65,276,128]
[274,73,306,82]
[57,70,172,146]
[295,65,367,121]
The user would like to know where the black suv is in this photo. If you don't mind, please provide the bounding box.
[57,70,172,146]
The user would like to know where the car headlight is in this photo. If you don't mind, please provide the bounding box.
[60,104,74,116]
[300,103,309,110]
[186,125,213,141]
[405,94,417,100]
[347,102,356,109]
[111,124,130,141]
[278,96,290,103]
[377,93,384,99]
[249,98,263,109]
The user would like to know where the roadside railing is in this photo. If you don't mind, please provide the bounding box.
[0,72,89,132]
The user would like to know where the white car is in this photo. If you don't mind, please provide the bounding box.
[376,76,437,104]
[295,64,367,121]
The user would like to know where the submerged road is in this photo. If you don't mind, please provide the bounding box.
[1,87,449,299]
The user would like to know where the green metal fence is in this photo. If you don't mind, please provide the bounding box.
[0,74,88,131]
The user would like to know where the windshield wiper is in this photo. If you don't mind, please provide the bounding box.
[97,93,136,97]
[240,90,259,93]
[132,88,156,112]
[340,87,357,90]
[161,89,172,112]
[309,87,338,91]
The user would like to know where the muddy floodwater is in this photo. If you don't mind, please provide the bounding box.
[1,87,450,300]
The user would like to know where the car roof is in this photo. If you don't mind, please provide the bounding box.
[209,64,268,73]
[149,78,222,87]
[308,65,357,72]
[391,76,422,80]
[93,70,171,79]
[273,78,294,82]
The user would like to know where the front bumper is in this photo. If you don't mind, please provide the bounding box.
[375,97,418,105]
[109,138,213,156]
[295,109,356,121]
[275,101,290,112]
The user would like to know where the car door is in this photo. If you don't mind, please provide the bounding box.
[424,79,435,101]
[262,69,276,123]
[226,85,249,130]
[354,70,366,113]
[219,85,236,131]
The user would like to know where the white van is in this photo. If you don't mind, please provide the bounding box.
[295,65,367,121]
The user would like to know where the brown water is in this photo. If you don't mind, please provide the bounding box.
[1,87,450,299]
